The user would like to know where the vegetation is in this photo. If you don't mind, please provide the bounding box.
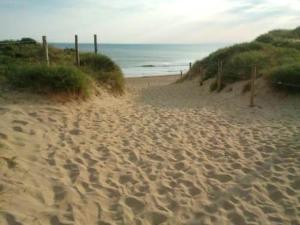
[0,38,124,98]
[184,26,300,93]
[80,53,124,93]
[268,63,300,92]
[5,65,90,97]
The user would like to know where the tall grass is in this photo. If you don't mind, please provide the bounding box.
[5,64,91,97]
[268,63,300,92]
[80,53,124,93]
[184,26,300,93]
[0,39,125,97]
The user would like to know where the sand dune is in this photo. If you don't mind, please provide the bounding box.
[1,76,300,225]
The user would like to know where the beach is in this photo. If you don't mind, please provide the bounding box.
[1,75,300,225]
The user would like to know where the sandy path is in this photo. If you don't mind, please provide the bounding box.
[0,76,300,225]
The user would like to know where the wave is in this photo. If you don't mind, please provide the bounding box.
[140,63,189,68]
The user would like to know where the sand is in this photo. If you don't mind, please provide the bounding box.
[0,75,300,225]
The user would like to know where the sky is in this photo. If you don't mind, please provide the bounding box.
[0,0,299,43]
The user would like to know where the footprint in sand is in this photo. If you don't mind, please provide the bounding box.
[143,211,168,225]
[64,160,80,183]
[119,174,136,185]
[4,212,23,225]
[82,153,98,166]
[209,172,233,183]
[69,129,82,135]
[227,212,247,225]
[64,204,75,222]
[88,167,100,184]
[0,132,8,140]
[97,221,112,225]
[53,186,66,202]
[12,126,24,133]
[50,215,72,225]
[47,151,56,166]
[124,196,145,214]
[12,120,28,126]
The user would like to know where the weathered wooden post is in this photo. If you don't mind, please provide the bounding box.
[189,62,192,79]
[94,34,98,54]
[75,35,80,66]
[199,66,203,86]
[42,36,49,66]
[250,65,257,107]
[217,60,223,91]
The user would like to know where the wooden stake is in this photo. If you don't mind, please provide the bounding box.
[75,35,80,66]
[94,34,98,54]
[189,62,192,79]
[199,67,203,86]
[217,60,223,91]
[250,65,257,107]
[42,36,49,66]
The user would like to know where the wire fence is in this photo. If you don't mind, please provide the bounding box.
[1,37,300,95]
[184,61,300,88]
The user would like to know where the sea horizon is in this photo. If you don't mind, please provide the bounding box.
[51,43,231,77]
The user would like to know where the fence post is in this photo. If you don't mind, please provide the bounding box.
[217,60,223,91]
[75,35,80,66]
[250,65,257,107]
[199,66,203,86]
[42,36,49,66]
[94,34,98,54]
[189,62,192,79]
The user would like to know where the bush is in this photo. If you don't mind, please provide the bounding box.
[184,32,300,85]
[256,34,274,43]
[5,65,91,97]
[80,53,124,93]
[223,50,268,81]
[268,64,300,92]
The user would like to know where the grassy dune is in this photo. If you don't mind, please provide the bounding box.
[184,26,300,92]
[0,38,124,98]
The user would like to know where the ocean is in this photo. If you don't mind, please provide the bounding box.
[52,43,229,77]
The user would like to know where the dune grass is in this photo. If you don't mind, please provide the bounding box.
[5,64,91,98]
[184,26,300,93]
[80,53,124,93]
[0,39,125,97]
[268,63,300,92]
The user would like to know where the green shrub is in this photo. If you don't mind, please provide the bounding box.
[223,50,267,81]
[256,34,274,43]
[5,65,91,97]
[182,26,300,87]
[80,53,124,93]
[0,38,126,97]
[195,42,265,80]
[268,64,300,92]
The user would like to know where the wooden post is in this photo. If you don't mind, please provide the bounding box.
[42,36,49,66]
[75,35,80,66]
[217,60,223,91]
[250,65,257,107]
[199,67,203,86]
[189,62,192,79]
[94,34,98,54]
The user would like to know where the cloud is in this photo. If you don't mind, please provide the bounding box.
[0,0,299,43]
